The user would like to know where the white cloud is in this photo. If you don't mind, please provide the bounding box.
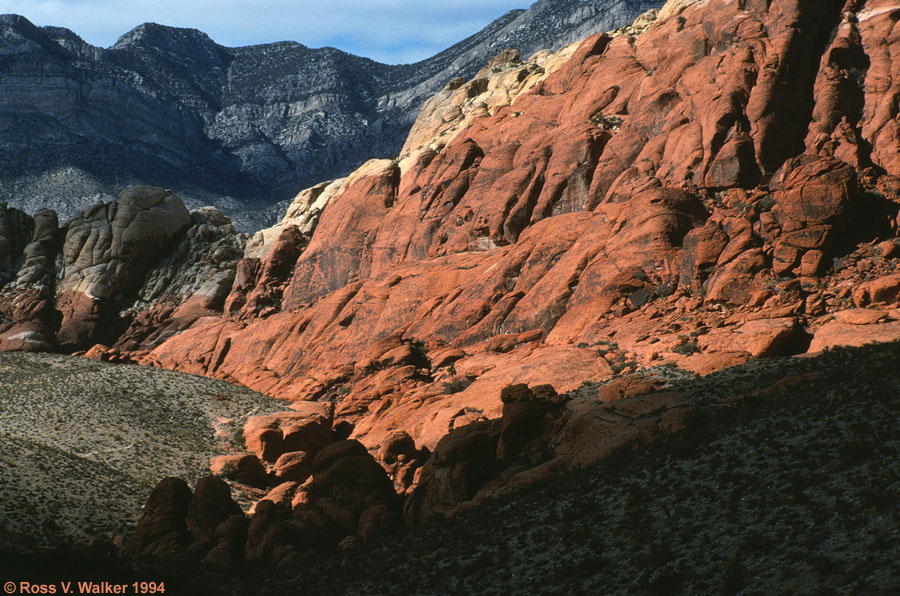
[3,0,528,63]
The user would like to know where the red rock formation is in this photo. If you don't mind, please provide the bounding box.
[209,454,268,487]
[10,3,900,546]
[133,1,900,464]
[242,403,334,463]
[119,477,193,559]
[272,451,313,483]
[186,476,243,545]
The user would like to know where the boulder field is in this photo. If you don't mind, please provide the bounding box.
[4,0,900,561]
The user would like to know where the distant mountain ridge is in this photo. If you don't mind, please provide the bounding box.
[0,1,662,230]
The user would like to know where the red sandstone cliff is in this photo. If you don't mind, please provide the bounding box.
[0,0,894,563]
[127,0,900,452]
[4,0,900,501]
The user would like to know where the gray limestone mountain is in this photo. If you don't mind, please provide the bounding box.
[0,1,662,231]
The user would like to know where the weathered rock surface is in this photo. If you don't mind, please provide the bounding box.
[122,442,401,563]
[186,476,243,545]
[242,403,334,463]
[404,383,569,524]
[119,477,193,559]
[243,179,346,260]
[209,454,268,488]
[112,204,244,351]
[0,186,246,354]
[0,205,60,351]
[810,318,900,352]
[120,1,888,460]
[21,0,900,571]
[55,187,192,348]
[272,451,313,483]
[6,4,900,465]
[0,204,34,285]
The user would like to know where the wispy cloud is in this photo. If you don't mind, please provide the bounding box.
[2,0,528,63]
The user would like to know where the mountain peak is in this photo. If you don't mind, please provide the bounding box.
[0,13,72,57]
[0,13,36,29]
[112,22,219,51]
[110,21,230,77]
[0,1,664,227]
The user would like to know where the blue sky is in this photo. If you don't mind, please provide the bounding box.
[4,0,530,64]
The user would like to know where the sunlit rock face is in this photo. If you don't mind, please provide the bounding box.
[4,1,900,526]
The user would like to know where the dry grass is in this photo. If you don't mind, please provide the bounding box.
[0,352,285,551]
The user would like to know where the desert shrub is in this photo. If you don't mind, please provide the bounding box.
[673,341,700,356]
[443,377,474,394]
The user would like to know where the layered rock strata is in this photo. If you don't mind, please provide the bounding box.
[0,1,662,228]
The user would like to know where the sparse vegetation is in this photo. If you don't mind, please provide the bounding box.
[590,111,624,130]
[673,335,701,355]
[9,342,895,595]
[756,195,776,211]
[672,341,700,355]
[0,352,284,551]
[443,377,474,394]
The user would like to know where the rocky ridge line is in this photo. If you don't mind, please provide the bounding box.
[0,1,662,230]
